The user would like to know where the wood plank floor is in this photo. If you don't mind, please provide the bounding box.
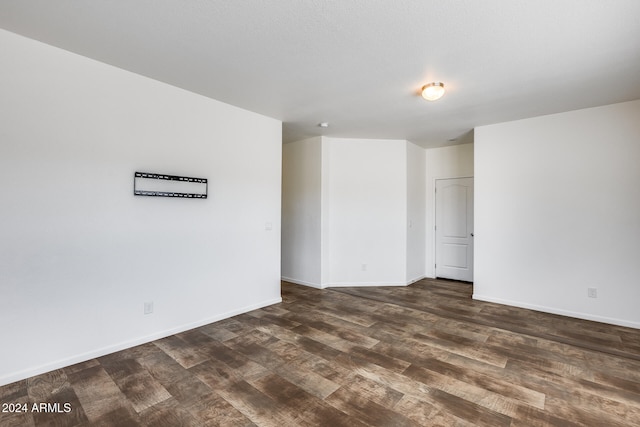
[2,278,640,426]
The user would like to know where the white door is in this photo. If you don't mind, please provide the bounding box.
[435,177,474,281]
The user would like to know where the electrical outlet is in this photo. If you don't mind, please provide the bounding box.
[144,301,154,314]
[587,288,597,298]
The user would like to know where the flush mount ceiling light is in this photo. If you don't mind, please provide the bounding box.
[421,82,445,101]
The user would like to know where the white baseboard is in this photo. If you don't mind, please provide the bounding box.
[0,297,282,387]
[473,294,640,330]
[407,275,427,285]
[283,276,428,289]
[327,281,409,288]
[281,277,323,289]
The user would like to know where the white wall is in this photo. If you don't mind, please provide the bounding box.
[281,137,322,287]
[0,29,282,385]
[474,100,640,328]
[406,142,426,283]
[325,138,408,286]
[282,137,414,288]
[424,143,474,278]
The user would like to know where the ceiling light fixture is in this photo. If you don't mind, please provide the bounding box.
[421,82,445,101]
[318,122,329,128]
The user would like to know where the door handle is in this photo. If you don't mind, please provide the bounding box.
[471,233,474,237]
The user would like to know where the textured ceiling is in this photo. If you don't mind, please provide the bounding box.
[1,0,639,148]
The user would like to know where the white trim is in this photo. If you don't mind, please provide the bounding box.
[406,275,427,285]
[282,277,428,289]
[0,297,282,387]
[327,281,409,288]
[473,294,640,330]
[281,277,324,289]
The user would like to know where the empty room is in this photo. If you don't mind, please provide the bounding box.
[1,1,640,426]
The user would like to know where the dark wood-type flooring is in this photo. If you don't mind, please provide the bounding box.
[2,279,640,426]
